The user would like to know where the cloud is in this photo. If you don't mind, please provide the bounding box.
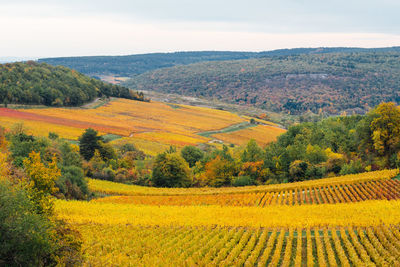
[0,0,399,57]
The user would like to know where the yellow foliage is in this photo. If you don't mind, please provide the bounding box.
[92,177,400,206]
[0,116,87,140]
[68,223,400,266]
[132,131,209,147]
[110,137,171,156]
[57,168,400,265]
[24,151,61,214]
[87,169,399,196]
[0,151,10,180]
[325,147,343,159]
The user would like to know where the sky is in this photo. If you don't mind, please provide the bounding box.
[1,0,400,58]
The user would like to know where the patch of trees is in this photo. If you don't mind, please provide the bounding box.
[126,52,400,115]
[263,102,400,182]
[6,124,89,199]
[79,129,149,185]
[0,61,147,107]
[0,128,82,266]
[23,102,398,190]
[147,102,400,187]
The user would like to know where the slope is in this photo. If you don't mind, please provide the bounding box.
[125,51,400,115]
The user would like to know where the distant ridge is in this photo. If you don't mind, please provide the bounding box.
[125,51,400,115]
[38,47,400,77]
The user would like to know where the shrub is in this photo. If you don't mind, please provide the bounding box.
[232,176,255,187]
[152,153,192,187]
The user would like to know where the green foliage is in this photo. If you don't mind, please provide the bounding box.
[151,153,192,187]
[0,61,146,107]
[0,181,57,266]
[39,51,265,77]
[57,166,88,200]
[181,145,204,167]
[40,48,400,78]
[98,141,117,162]
[339,159,364,175]
[241,139,264,162]
[8,132,49,167]
[232,175,255,187]
[289,160,309,182]
[0,180,83,267]
[79,128,102,161]
[6,126,88,200]
[48,132,59,140]
[262,102,400,181]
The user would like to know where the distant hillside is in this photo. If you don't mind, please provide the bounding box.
[0,61,146,106]
[38,51,259,77]
[125,52,400,115]
[38,47,400,78]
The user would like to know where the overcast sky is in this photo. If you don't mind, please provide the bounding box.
[1,0,400,58]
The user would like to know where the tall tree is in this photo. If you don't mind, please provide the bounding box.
[78,128,102,161]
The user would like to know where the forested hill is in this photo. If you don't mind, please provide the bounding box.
[38,51,258,77]
[125,51,400,115]
[38,47,400,77]
[0,61,146,106]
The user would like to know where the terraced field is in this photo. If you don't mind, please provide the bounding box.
[0,98,284,154]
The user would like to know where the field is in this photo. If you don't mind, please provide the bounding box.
[56,169,400,266]
[0,99,284,154]
[212,125,287,146]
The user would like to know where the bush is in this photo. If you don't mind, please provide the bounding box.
[152,153,192,187]
[0,182,56,266]
[57,166,88,200]
[339,159,364,175]
[181,146,204,167]
[232,176,255,187]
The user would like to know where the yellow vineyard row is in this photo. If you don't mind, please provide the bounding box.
[56,199,400,228]
[87,169,399,196]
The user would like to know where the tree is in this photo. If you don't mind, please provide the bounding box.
[151,153,192,187]
[181,146,204,167]
[241,139,264,162]
[289,160,308,182]
[203,155,236,187]
[0,181,58,266]
[370,102,400,158]
[23,151,61,215]
[98,142,117,162]
[78,128,102,161]
[239,161,268,183]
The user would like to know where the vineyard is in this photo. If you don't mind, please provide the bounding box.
[70,224,400,266]
[56,169,400,266]
[0,98,283,154]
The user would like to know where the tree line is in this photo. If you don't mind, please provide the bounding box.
[77,102,400,188]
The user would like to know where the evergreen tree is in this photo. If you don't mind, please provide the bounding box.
[78,128,102,161]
